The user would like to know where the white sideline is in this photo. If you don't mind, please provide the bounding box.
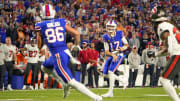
[144,94,168,96]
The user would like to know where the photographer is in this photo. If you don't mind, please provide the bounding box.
[142,42,157,87]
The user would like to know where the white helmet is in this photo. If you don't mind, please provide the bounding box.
[106,20,117,33]
[40,4,56,19]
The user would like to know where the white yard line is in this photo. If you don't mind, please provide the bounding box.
[7,99,33,101]
[144,94,168,97]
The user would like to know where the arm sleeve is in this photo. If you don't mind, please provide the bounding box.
[142,50,146,64]
[35,23,41,31]
[122,36,128,44]
[104,42,109,51]
[168,36,173,54]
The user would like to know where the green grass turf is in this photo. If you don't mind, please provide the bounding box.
[0,87,177,101]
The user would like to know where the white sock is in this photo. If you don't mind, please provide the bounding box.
[8,84,11,88]
[69,79,97,100]
[103,74,109,79]
[35,84,38,89]
[160,77,180,101]
[40,83,43,87]
[108,71,115,94]
[64,49,73,58]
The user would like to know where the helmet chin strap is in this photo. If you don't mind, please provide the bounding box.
[110,32,116,37]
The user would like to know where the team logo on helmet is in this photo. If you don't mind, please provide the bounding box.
[40,4,56,19]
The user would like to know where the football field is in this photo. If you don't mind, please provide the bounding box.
[0,87,176,101]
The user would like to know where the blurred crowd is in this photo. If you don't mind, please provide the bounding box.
[0,0,180,90]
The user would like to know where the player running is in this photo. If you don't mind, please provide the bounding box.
[101,20,129,97]
[35,4,102,101]
[151,5,180,101]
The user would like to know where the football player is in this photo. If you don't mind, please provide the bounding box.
[151,5,180,101]
[35,4,102,101]
[4,37,17,91]
[101,20,129,97]
[22,38,39,90]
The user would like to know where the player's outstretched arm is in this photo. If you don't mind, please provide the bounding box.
[65,24,80,46]
[155,42,168,57]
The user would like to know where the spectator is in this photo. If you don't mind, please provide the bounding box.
[129,32,140,50]
[128,46,141,88]
[78,40,89,84]
[4,37,17,91]
[17,23,25,43]
[148,33,155,44]
[6,23,18,45]
[0,16,8,29]
[26,3,36,16]
[139,33,149,55]
[0,39,6,91]
[87,42,99,88]
[0,23,6,43]
[16,10,25,23]
[142,42,157,87]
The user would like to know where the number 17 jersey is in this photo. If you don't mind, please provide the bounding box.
[35,18,67,54]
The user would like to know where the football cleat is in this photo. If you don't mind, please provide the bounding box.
[63,84,70,98]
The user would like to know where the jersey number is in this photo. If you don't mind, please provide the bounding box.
[110,41,120,51]
[114,41,120,50]
[29,51,38,57]
[45,27,64,43]
[8,50,13,58]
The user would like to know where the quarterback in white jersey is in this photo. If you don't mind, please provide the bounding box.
[4,37,17,91]
[22,38,39,90]
[151,6,180,101]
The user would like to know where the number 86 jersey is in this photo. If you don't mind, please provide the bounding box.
[35,18,67,54]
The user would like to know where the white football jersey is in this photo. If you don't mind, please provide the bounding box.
[158,22,180,55]
[38,45,47,62]
[0,44,6,65]
[4,45,16,61]
[25,44,39,63]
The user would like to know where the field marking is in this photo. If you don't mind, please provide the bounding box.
[7,99,33,101]
[144,94,168,97]
[4,88,143,92]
